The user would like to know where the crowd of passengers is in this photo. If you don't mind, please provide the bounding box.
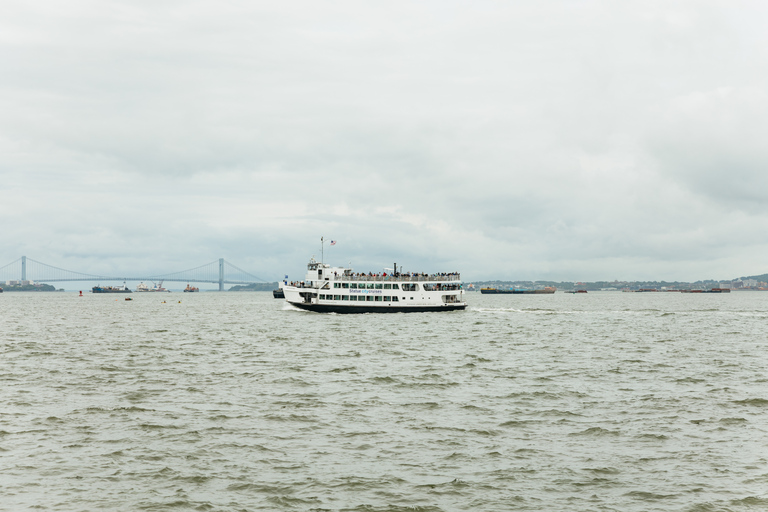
[339,271,460,279]
[287,271,460,289]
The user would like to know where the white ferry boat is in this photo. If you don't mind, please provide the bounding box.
[282,257,467,313]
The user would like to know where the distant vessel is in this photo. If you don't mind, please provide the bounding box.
[183,284,199,292]
[136,281,170,292]
[480,287,556,294]
[282,257,467,313]
[92,282,131,293]
[151,280,170,292]
[273,288,285,299]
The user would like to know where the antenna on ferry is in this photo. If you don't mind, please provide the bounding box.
[321,236,324,265]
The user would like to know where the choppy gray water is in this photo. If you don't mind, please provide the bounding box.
[2,291,768,511]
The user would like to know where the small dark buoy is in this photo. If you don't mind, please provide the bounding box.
[79,291,83,296]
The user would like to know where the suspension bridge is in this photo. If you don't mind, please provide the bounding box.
[0,256,268,291]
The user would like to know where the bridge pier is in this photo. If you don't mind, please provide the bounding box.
[22,256,26,281]
[219,258,224,291]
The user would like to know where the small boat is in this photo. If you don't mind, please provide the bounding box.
[273,288,285,299]
[183,284,199,292]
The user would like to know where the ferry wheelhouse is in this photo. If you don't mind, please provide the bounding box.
[282,258,467,313]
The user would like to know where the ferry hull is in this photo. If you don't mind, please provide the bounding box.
[288,302,467,314]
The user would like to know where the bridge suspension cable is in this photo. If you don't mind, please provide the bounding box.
[0,256,270,287]
[223,260,267,283]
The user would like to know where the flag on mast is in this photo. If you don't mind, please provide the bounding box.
[330,240,337,246]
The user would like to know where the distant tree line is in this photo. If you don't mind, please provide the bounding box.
[2,283,60,292]
[228,282,278,291]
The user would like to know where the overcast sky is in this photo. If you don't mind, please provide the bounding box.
[2,0,767,283]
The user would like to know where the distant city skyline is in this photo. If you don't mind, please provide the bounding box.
[3,1,768,282]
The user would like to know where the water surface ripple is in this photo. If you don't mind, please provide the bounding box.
[2,292,768,511]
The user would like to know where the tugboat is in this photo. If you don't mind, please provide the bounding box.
[282,257,467,313]
[92,282,132,293]
[183,284,199,292]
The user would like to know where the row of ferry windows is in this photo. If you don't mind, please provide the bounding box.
[333,283,403,290]
[319,294,400,302]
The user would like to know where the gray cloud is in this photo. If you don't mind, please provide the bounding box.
[2,0,768,283]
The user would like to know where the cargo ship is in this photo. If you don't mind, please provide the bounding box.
[480,287,556,294]
[183,284,199,292]
[92,282,131,293]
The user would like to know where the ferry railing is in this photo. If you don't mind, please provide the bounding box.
[288,274,461,289]
[332,274,461,282]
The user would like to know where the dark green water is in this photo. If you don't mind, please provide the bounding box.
[2,291,767,511]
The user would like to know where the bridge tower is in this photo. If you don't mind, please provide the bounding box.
[219,258,224,291]
[21,255,26,281]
